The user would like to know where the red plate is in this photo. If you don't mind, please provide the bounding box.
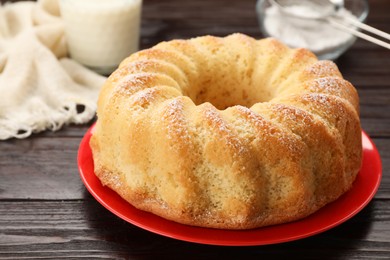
[78,126,382,246]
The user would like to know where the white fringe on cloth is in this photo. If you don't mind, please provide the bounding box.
[0,0,106,140]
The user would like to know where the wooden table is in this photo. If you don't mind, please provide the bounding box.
[1,0,389,258]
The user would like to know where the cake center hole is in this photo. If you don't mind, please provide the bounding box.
[186,78,272,110]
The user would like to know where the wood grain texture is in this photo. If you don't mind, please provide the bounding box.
[0,0,389,258]
[0,199,389,259]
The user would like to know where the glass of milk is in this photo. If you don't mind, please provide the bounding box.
[60,0,142,75]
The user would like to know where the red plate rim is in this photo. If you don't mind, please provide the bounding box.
[78,125,382,246]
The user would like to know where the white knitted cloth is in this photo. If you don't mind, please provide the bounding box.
[0,0,106,140]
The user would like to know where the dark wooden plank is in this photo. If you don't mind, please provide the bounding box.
[336,48,390,91]
[359,88,390,137]
[0,199,389,259]
[140,0,261,48]
[359,89,390,107]
[372,138,390,199]
[359,88,390,129]
[142,0,258,25]
[0,136,85,200]
[365,0,390,23]
[361,120,390,138]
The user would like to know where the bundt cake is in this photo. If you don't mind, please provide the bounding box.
[90,33,362,230]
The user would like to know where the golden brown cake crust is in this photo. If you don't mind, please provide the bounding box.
[90,34,362,230]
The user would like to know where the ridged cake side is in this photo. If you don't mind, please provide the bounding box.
[90,33,362,229]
